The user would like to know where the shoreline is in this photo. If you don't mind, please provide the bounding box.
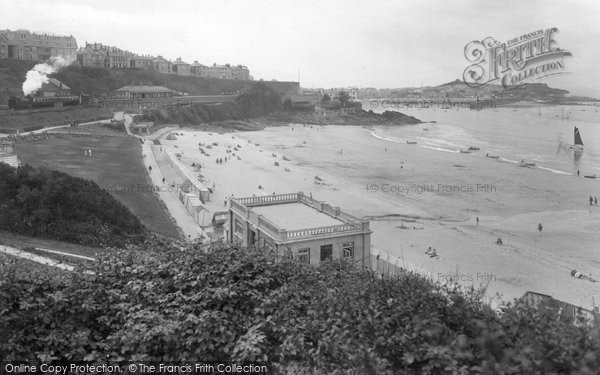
[156,123,600,311]
[157,109,423,134]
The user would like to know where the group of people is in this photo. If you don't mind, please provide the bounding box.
[425,246,439,258]
[589,196,598,206]
[83,149,93,157]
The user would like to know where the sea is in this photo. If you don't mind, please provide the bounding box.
[367,102,600,179]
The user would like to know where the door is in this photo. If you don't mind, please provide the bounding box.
[320,244,333,262]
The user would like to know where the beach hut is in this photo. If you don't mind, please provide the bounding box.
[166,149,211,203]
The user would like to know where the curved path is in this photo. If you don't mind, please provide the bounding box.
[124,114,205,242]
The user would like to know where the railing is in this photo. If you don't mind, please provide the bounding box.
[229,200,247,217]
[236,193,298,207]
[257,215,282,238]
[230,192,371,241]
[285,224,357,240]
[299,193,364,227]
[338,211,363,226]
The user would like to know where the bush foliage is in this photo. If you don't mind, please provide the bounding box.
[1,241,598,374]
[0,163,146,247]
[143,82,282,125]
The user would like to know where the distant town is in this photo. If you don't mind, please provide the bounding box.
[1,27,598,109]
[0,28,252,80]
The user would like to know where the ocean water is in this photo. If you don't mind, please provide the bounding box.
[368,103,600,178]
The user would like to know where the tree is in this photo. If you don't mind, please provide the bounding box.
[321,93,331,104]
[338,91,351,107]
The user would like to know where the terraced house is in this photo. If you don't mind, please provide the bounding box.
[227,192,371,268]
[0,29,77,61]
[76,42,132,68]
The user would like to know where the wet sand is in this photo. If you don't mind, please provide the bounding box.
[160,124,600,310]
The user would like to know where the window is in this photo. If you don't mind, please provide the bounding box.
[342,242,354,258]
[298,248,310,264]
[320,244,333,262]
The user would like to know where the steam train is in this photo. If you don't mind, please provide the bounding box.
[8,94,82,110]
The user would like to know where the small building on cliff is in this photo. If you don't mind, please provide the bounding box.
[114,86,175,99]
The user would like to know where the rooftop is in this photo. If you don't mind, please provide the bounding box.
[173,57,190,65]
[253,203,344,231]
[115,86,174,93]
[230,192,370,243]
[37,78,70,92]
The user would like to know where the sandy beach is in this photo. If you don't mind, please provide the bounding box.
[156,122,600,310]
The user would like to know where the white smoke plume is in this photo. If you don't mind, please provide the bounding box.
[22,56,72,96]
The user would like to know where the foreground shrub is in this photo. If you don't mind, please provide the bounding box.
[0,242,598,373]
[0,163,146,247]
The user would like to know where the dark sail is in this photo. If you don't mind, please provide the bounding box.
[574,127,584,146]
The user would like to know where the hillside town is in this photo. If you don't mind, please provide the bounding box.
[0,28,252,80]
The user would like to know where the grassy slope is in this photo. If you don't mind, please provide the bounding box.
[0,106,113,131]
[52,65,258,98]
[15,135,180,239]
[0,58,36,101]
[0,58,257,103]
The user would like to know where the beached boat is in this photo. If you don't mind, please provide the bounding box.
[459,149,472,154]
[486,153,500,159]
[406,141,417,144]
[519,160,536,167]
[468,146,480,151]
[583,174,596,179]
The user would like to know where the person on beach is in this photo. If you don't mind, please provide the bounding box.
[595,197,598,205]
[476,217,479,226]
[577,170,580,177]
[148,166,152,172]
[538,223,543,233]
[496,238,503,245]
[162,177,165,183]
[590,196,594,205]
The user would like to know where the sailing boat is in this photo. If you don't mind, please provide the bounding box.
[569,126,584,152]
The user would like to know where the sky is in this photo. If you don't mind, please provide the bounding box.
[2,0,600,96]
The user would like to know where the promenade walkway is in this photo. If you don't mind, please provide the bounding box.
[124,114,205,242]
